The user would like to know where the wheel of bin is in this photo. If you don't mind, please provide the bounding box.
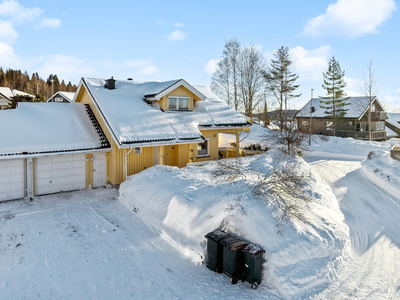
[216,263,223,273]
[251,281,259,290]
[240,273,246,282]
[231,273,239,285]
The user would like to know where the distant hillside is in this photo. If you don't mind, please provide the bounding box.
[0,68,77,100]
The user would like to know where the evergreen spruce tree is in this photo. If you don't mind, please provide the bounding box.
[320,56,350,136]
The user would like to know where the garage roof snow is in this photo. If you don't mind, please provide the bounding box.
[0,102,110,157]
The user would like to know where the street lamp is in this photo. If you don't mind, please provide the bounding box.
[309,89,314,146]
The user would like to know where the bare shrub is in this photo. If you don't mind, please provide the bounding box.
[213,158,245,182]
[252,161,312,234]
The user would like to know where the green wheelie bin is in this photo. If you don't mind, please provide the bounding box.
[204,230,230,273]
[220,236,248,284]
[242,243,265,289]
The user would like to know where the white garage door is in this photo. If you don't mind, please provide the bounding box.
[93,153,107,188]
[0,159,25,202]
[35,154,86,196]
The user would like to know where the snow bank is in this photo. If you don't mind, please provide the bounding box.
[361,150,400,202]
[119,152,349,298]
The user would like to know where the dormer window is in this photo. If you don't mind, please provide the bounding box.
[168,96,189,110]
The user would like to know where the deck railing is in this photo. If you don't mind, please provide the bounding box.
[336,130,386,141]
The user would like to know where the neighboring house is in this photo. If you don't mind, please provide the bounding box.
[385,113,400,138]
[296,97,387,140]
[0,87,14,109]
[0,87,35,109]
[74,77,250,186]
[0,102,111,202]
[47,91,75,103]
[267,109,299,121]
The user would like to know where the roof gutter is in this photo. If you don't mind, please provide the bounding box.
[0,147,112,161]
[120,138,204,148]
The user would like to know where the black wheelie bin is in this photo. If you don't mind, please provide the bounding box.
[220,236,248,284]
[204,230,230,273]
[242,243,265,289]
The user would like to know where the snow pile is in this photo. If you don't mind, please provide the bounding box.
[361,150,400,201]
[119,152,349,298]
[308,135,399,157]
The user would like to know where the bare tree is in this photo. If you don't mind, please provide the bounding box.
[211,40,267,117]
[211,57,232,106]
[237,45,267,119]
[362,61,379,141]
[223,39,241,111]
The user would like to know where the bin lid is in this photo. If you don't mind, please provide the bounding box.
[205,230,230,242]
[242,244,265,256]
[221,237,247,250]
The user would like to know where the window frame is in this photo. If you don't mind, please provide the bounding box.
[196,139,210,157]
[326,121,333,130]
[168,96,190,111]
[134,147,142,155]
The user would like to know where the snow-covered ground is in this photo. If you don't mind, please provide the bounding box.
[1,125,400,299]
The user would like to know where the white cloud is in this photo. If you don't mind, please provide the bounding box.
[174,22,183,27]
[124,59,152,69]
[124,59,158,76]
[38,54,95,81]
[344,76,363,96]
[37,17,61,29]
[203,58,220,75]
[289,45,331,82]
[300,0,397,39]
[137,65,158,76]
[0,0,42,24]
[166,30,186,42]
[0,20,18,43]
[0,42,19,66]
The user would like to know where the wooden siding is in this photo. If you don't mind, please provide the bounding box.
[158,85,201,111]
[75,84,246,184]
[75,87,121,184]
[126,147,154,175]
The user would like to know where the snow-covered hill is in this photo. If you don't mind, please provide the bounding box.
[119,150,349,298]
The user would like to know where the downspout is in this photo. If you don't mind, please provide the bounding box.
[124,147,133,181]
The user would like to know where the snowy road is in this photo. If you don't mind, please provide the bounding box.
[0,188,273,300]
[305,152,400,299]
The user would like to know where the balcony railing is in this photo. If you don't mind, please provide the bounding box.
[336,130,386,141]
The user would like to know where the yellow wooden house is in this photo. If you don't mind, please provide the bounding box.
[74,77,251,186]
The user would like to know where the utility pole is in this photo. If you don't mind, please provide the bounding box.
[50,79,54,96]
[309,89,314,146]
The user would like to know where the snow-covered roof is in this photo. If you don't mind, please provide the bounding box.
[47,91,76,102]
[81,78,249,147]
[296,97,381,119]
[0,87,13,99]
[386,113,400,129]
[12,89,35,98]
[0,102,110,158]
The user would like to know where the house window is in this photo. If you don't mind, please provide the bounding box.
[55,97,63,102]
[197,140,209,157]
[302,120,309,126]
[371,104,376,112]
[345,121,353,126]
[168,97,189,110]
[376,121,385,130]
[134,147,142,155]
[326,121,333,130]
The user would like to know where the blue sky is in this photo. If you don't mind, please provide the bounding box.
[0,0,399,109]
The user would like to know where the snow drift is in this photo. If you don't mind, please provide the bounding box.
[119,152,349,298]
